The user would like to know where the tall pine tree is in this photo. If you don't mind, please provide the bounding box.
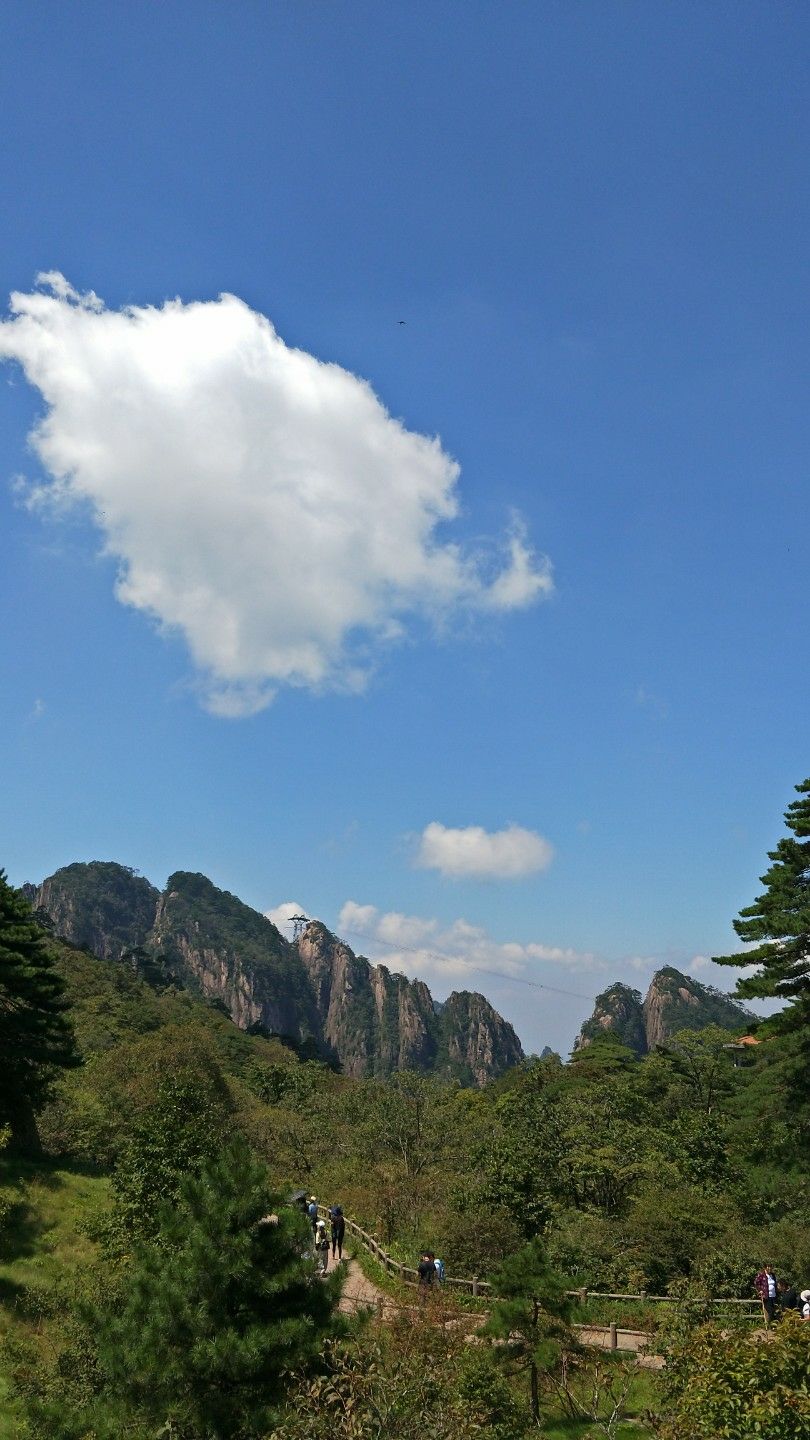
[92,1137,344,1438]
[714,779,810,1018]
[0,870,79,1140]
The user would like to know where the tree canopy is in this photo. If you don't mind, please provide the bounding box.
[0,871,79,1139]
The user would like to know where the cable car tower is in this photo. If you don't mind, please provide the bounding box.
[290,914,310,942]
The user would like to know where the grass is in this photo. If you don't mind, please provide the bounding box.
[538,1361,659,1438]
[0,1153,110,1437]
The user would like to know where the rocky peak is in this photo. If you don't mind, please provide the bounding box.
[574,982,647,1056]
[575,967,750,1055]
[438,990,525,1085]
[24,861,160,961]
[297,922,439,1078]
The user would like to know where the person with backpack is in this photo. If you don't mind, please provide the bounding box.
[801,1289,810,1321]
[314,1218,330,1273]
[433,1255,445,1285]
[329,1203,345,1261]
[307,1196,318,1231]
[417,1252,435,1298]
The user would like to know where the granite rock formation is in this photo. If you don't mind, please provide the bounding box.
[25,861,524,1084]
[575,966,751,1056]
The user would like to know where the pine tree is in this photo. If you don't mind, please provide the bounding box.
[713,777,810,1034]
[0,870,79,1138]
[484,1237,572,1426]
[93,1137,343,1437]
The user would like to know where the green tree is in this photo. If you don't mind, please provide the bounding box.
[94,1137,343,1437]
[0,871,79,1142]
[112,1068,232,1237]
[714,777,810,1051]
[484,1237,573,1426]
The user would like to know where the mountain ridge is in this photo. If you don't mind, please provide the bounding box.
[24,861,524,1084]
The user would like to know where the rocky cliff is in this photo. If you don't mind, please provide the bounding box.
[575,966,751,1055]
[296,922,439,1077]
[25,861,524,1084]
[437,989,524,1085]
[24,861,160,961]
[150,872,323,1043]
[575,981,648,1056]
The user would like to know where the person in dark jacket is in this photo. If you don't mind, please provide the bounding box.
[329,1203,345,1260]
[417,1253,435,1297]
[754,1264,778,1323]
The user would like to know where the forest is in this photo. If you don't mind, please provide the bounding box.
[1,780,809,1438]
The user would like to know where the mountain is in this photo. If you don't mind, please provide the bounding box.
[24,861,524,1084]
[575,966,752,1056]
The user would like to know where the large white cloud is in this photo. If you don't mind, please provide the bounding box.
[0,274,553,715]
[416,821,554,879]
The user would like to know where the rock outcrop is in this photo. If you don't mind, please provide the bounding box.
[575,966,751,1055]
[437,990,524,1086]
[150,872,322,1043]
[297,923,439,1077]
[23,861,160,961]
[575,982,648,1056]
[25,861,524,1084]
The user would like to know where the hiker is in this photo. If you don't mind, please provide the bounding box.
[778,1279,799,1313]
[417,1252,435,1297]
[433,1255,445,1285]
[330,1202,345,1260]
[754,1264,778,1323]
[307,1196,318,1231]
[314,1218,330,1273]
[801,1290,810,1321]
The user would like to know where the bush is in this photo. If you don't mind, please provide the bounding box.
[657,1311,810,1439]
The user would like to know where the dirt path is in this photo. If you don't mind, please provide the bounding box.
[335,1252,386,1315]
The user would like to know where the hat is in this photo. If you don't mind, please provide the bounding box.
[309,1195,317,1202]
[801,1290,810,1302]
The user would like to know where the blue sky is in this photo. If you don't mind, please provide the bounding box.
[1,1,808,1053]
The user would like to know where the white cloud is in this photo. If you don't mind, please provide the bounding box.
[0,274,553,716]
[416,821,554,879]
[265,900,311,932]
[337,899,599,987]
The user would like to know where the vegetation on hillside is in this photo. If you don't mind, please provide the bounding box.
[2,778,810,1436]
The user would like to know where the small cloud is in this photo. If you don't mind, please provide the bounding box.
[337,900,378,935]
[29,698,46,720]
[416,821,554,880]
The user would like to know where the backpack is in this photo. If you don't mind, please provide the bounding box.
[434,1258,445,1282]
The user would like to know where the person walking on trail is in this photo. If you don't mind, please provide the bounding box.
[307,1196,318,1231]
[314,1218,330,1274]
[417,1252,435,1298]
[755,1264,778,1323]
[433,1255,445,1285]
[329,1203,345,1261]
[801,1289,810,1321]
